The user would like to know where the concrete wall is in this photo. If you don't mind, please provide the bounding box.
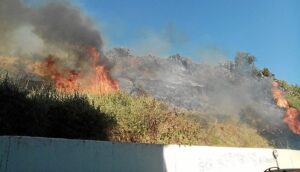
[0,136,300,172]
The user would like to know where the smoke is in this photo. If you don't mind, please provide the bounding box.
[130,24,188,57]
[204,66,283,124]
[197,46,228,64]
[0,0,104,71]
[109,48,298,147]
[0,0,29,54]
[2,0,298,148]
[9,25,45,56]
[133,32,171,57]
[31,2,103,49]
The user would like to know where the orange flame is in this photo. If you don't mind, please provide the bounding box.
[283,108,300,135]
[272,81,300,134]
[29,47,119,94]
[272,82,289,108]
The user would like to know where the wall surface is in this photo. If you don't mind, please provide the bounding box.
[0,136,300,172]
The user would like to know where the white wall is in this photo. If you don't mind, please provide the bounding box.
[0,136,300,172]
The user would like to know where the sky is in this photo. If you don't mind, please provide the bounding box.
[29,0,300,85]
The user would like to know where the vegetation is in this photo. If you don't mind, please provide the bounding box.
[0,73,270,147]
[285,95,300,110]
[234,52,256,76]
[88,92,269,147]
[261,68,271,77]
[277,80,300,110]
[0,75,115,140]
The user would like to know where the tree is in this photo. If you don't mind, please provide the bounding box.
[234,52,256,75]
[234,52,256,66]
[261,68,271,77]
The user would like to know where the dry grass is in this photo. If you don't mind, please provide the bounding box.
[89,92,270,147]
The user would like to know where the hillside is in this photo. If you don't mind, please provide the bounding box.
[1,0,299,149]
[106,48,300,149]
[0,72,270,147]
[1,48,300,148]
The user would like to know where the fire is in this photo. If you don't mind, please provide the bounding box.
[272,81,300,134]
[29,55,80,92]
[283,108,300,135]
[29,47,119,94]
[272,82,289,108]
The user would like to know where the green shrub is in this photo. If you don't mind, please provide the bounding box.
[261,68,271,77]
[285,94,300,110]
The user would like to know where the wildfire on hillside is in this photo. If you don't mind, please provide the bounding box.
[272,81,300,134]
[0,0,119,95]
[28,47,119,94]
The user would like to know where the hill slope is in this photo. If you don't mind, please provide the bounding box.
[0,74,270,147]
[106,48,300,149]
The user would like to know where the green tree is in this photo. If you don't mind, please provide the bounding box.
[261,68,271,77]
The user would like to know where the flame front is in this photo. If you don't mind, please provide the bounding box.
[272,81,300,134]
[283,108,300,134]
[29,47,119,94]
[272,82,289,108]
[83,47,119,94]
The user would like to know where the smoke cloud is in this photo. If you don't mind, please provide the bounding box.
[197,46,228,64]
[130,24,188,57]
[31,2,103,49]
[0,0,104,71]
